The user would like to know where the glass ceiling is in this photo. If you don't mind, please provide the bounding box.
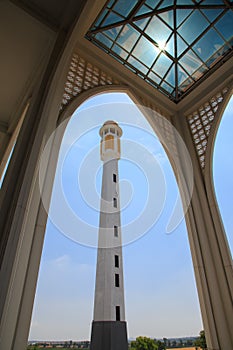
[86,0,233,103]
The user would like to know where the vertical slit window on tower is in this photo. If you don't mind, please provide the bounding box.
[116,306,120,321]
[115,273,120,287]
[115,255,119,268]
[113,173,117,182]
[114,225,118,237]
[113,197,117,208]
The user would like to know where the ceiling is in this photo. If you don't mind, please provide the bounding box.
[10,0,87,31]
[86,0,233,103]
[0,0,232,139]
[0,0,87,133]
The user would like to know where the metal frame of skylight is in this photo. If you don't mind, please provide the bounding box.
[86,0,233,103]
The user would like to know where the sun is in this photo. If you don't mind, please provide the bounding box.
[157,40,167,51]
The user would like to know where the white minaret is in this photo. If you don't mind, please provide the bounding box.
[90,121,128,350]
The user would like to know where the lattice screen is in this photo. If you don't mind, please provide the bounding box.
[187,87,229,169]
[60,53,119,110]
[60,52,230,171]
[60,51,178,162]
[140,96,178,161]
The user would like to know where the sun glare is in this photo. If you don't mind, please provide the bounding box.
[157,40,167,51]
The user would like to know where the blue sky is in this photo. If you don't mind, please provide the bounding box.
[213,96,233,253]
[29,92,232,341]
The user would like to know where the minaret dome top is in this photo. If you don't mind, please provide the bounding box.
[99,120,122,138]
[99,120,122,161]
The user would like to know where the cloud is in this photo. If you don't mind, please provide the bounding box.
[30,254,95,340]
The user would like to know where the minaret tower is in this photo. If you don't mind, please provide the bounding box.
[90,121,128,350]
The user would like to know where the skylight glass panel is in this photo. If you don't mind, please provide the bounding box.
[132,36,159,66]
[180,79,195,93]
[167,36,175,55]
[158,11,174,28]
[134,18,150,30]
[106,0,115,8]
[180,50,205,75]
[176,0,195,4]
[136,4,152,16]
[145,16,172,44]
[179,76,194,92]
[165,35,174,56]
[95,33,113,48]
[161,81,174,94]
[113,0,139,17]
[103,26,123,40]
[178,11,209,44]
[214,11,233,42]
[192,65,208,81]
[176,9,192,28]
[158,0,175,9]
[177,35,189,57]
[145,0,161,10]
[193,29,224,63]
[86,1,233,102]
[127,57,149,74]
[112,44,128,59]
[202,0,225,4]
[201,9,223,22]
[94,9,108,28]
[165,64,176,87]
[102,12,123,27]
[152,53,172,77]
[117,24,140,52]
[177,65,191,85]
[148,71,162,85]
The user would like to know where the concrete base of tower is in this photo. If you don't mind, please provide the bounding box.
[90,321,128,350]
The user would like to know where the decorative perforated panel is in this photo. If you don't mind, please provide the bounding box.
[60,51,177,161]
[187,87,229,169]
[140,97,178,163]
[61,53,119,110]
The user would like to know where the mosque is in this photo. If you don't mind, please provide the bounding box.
[0,1,232,349]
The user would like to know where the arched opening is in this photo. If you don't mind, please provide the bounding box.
[213,94,233,256]
[28,92,202,346]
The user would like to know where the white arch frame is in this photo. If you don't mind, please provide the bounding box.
[0,0,232,345]
[204,87,233,261]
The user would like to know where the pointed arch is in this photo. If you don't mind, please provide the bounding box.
[30,90,202,342]
[210,91,233,256]
[202,86,233,255]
